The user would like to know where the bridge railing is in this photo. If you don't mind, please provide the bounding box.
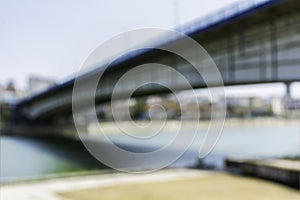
[109,0,275,70]
[181,0,271,34]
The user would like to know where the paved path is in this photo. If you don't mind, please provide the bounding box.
[0,169,213,200]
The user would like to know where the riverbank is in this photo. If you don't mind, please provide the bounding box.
[88,117,300,135]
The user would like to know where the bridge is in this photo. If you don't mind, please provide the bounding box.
[7,0,300,134]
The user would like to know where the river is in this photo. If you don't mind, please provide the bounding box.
[1,120,299,183]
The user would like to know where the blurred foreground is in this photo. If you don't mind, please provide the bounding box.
[1,169,299,200]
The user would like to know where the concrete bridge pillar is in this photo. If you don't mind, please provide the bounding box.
[285,82,291,98]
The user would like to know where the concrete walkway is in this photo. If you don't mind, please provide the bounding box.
[0,169,213,200]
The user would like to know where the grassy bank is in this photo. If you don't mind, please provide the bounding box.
[58,173,299,200]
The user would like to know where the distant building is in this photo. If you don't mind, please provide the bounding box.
[284,98,300,111]
[272,98,284,115]
[0,82,3,102]
[282,97,300,117]
[0,81,29,104]
[1,81,18,104]
[271,97,300,117]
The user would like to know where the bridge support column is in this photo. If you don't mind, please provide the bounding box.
[285,82,291,98]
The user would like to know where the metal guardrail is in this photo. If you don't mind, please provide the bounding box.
[181,0,272,34]
[139,0,275,53]
[116,0,275,68]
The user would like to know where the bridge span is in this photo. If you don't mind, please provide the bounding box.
[11,0,300,127]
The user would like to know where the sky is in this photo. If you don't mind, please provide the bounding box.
[0,0,298,97]
[0,0,245,88]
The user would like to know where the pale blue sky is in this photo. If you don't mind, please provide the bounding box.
[0,0,244,88]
